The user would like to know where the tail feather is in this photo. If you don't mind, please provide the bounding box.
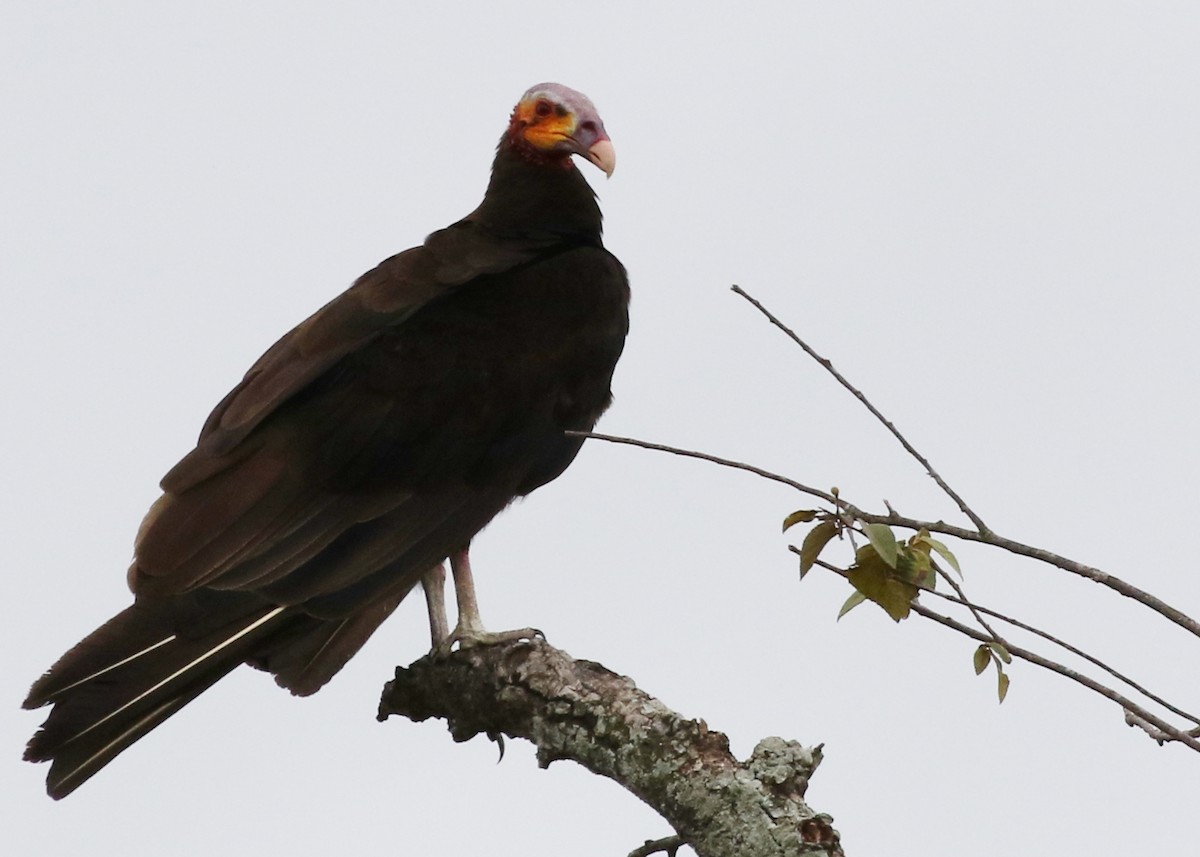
[25,602,180,710]
[249,581,412,696]
[25,587,410,798]
[24,602,288,799]
[42,685,197,799]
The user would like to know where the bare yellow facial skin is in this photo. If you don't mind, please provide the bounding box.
[514,96,577,153]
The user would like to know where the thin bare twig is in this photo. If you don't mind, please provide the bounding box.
[935,564,1008,649]
[730,284,991,535]
[569,431,836,502]
[571,430,1200,641]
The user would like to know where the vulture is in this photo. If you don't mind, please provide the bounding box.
[23,82,628,799]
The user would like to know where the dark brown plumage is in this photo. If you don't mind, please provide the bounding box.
[23,83,628,799]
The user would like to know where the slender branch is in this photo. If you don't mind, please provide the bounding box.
[934,564,1010,652]
[802,553,1200,728]
[807,553,1200,749]
[730,284,990,535]
[570,431,836,502]
[864,512,1200,640]
[905,601,1200,752]
[920,576,1200,727]
[572,430,1200,641]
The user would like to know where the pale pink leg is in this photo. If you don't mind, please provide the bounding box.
[434,546,542,656]
[421,563,450,649]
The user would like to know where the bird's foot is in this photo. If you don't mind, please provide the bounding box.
[432,625,544,659]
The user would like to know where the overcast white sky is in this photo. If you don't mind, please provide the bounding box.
[4,3,1199,855]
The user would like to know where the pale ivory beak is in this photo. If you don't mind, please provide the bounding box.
[585,139,616,178]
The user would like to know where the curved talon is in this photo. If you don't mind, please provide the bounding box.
[490,731,506,762]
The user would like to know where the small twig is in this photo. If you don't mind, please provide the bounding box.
[628,835,686,857]
[569,431,836,502]
[731,284,991,535]
[802,552,1200,729]
[935,564,1008,650]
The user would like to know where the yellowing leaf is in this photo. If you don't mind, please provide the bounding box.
[863,523,898,568]
[782,509,818,532]
[997,671,1011,703]
[799,520,838,579]
[847,547,916,622]
[973,645,990,675]
[837,590,868,620]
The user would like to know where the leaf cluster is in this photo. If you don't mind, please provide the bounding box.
[785,510,1009,700]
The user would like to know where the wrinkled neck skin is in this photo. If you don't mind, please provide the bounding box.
[468,136,604,244]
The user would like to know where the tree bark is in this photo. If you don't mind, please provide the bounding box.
[378,639,844,856]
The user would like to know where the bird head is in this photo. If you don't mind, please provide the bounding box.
[506,83,615,178]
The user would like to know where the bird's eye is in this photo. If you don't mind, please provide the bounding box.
[534,100,553,117]
[579,120,597,135]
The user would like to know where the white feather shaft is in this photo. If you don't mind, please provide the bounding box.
[43,635,177,702]
[64,607,286,745]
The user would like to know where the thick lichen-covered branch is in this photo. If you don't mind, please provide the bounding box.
[378,639,843,857]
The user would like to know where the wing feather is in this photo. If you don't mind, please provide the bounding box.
[166,221,559,479]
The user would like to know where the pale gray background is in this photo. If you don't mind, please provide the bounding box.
[4,2,1198,854]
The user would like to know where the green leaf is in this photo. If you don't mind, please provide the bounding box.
[987,642,1012,664]
[997,671,1010,703]
[925,537,962,577]
[837,590,868,620]
[863,523,899,568]
[973,645,990,675]
[846,546,916,622]
[782,509,818,533]
[799,520,838,579]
